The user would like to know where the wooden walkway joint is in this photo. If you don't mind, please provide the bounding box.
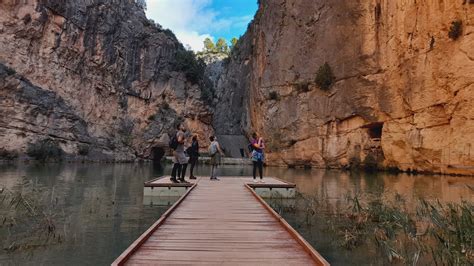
[113,177,329,265]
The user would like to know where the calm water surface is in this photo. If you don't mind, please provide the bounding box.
[267,168,474,265]
[0,162,472,265]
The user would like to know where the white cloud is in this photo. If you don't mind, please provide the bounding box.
[145,0,215,51]
[174,31,213,51]
[145,0,250,51]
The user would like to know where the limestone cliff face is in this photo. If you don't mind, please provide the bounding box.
[0,0,213,161]
[219,0,474,174]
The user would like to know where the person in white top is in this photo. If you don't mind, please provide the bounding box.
[208,136,224,181]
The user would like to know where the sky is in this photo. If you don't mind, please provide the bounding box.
[145,0,258,51]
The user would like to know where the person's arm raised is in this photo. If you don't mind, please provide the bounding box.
[258,138,265,149]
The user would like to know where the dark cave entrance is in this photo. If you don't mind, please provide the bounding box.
[364,122,384,139]
[151,146,165,163]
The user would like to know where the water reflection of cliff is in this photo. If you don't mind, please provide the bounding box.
[268,168,474,206]
[0,163,473,264]
[0,163,168,265]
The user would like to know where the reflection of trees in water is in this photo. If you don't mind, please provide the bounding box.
[268,189,474,265]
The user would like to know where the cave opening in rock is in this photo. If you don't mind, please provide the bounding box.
[151,146,165,163]
[365,122,384,139]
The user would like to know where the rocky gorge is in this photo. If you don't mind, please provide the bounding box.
[0,0,213,162]
[215,0,474,175]
[1,0,474,175]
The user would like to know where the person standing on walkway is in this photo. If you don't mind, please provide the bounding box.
[209,136,224,181]
[187,135,200,180]
[170,123,189,183]
[250,133,265,183]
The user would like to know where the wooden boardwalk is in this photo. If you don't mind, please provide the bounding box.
[113,177,329,265]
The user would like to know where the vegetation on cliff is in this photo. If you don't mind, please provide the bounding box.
[26,139,64,162]
[198,37,239,56]
[0,149,18,160]
[448,20,463,40]
[315,62,335,91]
[0,0,216,161]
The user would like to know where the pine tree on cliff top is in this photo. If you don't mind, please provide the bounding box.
[216,38,229,54]
[204,38,216,53]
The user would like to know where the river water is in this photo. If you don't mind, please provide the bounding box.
[0,162,472,265]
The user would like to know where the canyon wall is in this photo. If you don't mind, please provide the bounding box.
[219,0,474,174]
[0,0,213,161]
[2,0,473,173]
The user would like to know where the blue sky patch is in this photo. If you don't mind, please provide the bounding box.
[146,0,258,51]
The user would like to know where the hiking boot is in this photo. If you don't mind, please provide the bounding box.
[179,179,189,183]
[189,176,197,180]
[170,177,179,183]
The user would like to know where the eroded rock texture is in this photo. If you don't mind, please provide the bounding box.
[218,0,474,174]
[0,0,213,161]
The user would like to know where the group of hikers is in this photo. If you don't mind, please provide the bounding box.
[169,123,265,183]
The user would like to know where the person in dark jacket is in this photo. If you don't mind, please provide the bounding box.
[187,135,200,179]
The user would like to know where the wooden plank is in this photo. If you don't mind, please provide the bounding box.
[115,177,329,265]
[240,176,296,189]
[144,176,194,188]
[246,183,295,189]
[245,183,330,266]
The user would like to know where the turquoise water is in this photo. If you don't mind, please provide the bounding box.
[0,162,472,265]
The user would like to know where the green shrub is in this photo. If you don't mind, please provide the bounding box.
[26,139,64,161]
[448,20,463,40]
[162,29,176,39]
[173,49,205,84]
[269,91,279,100]
[295,81,310,93]
[200,77,215,105]
[315,62,335,90]
[0,148,18,160]
[77,144,90,156]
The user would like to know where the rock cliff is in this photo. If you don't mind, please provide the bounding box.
[0,0,213,161]
[218,0,474,175]
[2,0,474,174]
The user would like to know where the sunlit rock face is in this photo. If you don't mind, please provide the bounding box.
[219,0,474,174]
[0,0,213,161]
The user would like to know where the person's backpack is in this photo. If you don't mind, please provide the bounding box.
[209,142,218,156]
[185,146,192,156]
[248,143,254,153]
[169,133,179,150]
